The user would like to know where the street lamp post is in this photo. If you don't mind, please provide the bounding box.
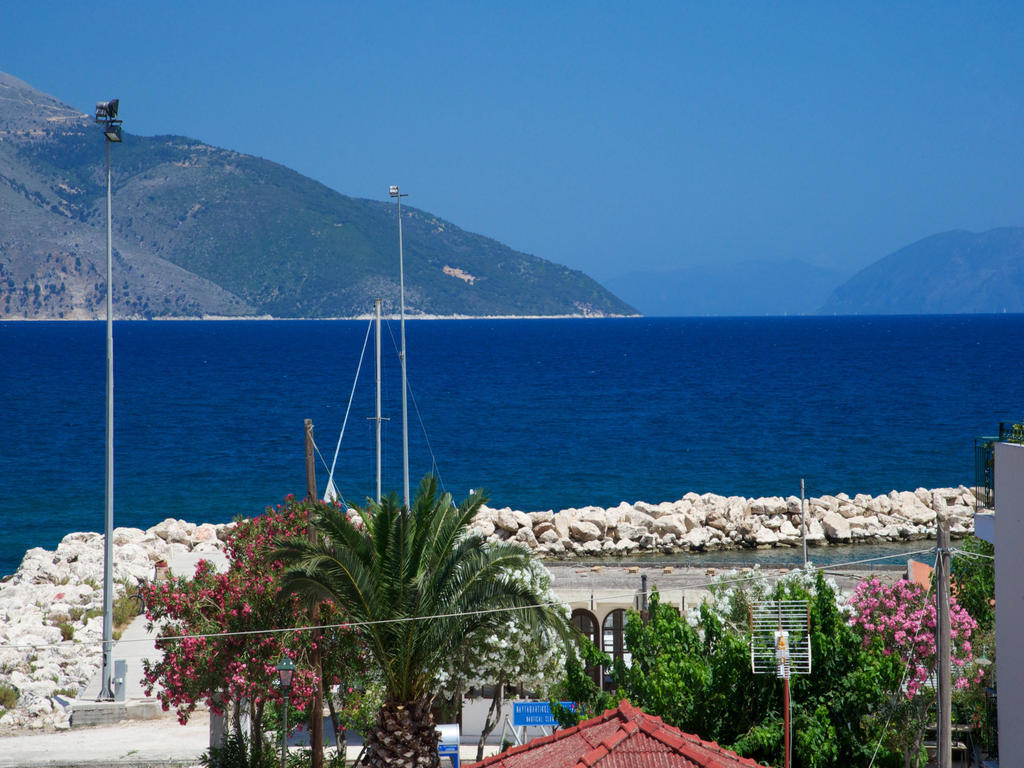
[388,185,410,509]
[95,99,122,701]
[276,656,296,768]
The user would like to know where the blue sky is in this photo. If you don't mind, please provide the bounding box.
[4,2,1023,282]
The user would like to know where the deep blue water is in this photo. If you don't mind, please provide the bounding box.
[2,316,1022,576]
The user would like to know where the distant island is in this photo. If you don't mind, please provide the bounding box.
[818,227,1024,315]
[0,71,636,320]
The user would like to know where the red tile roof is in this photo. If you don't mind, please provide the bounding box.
[463,700,768,768]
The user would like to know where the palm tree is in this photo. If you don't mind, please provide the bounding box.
[276,476,570,768]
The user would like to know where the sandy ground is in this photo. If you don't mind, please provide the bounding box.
[544,559,905,603]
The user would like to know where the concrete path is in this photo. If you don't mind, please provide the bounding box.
[0,712,210,768]
[78,611,160,704]
[0,713,496,768]
[72,551,227,727]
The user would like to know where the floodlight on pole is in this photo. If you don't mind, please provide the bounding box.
[389,184,410,509]
[95,99,119,120]
[95,98,122,702]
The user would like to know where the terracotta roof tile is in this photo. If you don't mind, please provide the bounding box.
[463,700,767,768]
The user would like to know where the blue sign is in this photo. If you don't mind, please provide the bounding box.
[512,701,577,727]
[438,743,459,768]
[437,723,460,768]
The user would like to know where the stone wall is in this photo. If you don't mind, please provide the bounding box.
[470,486,977,557]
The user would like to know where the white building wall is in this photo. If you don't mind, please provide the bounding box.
[994,442,1024,762]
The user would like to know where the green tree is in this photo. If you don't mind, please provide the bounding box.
[548,636,619,728]
[949,535,996,752]
[614,568,906,768]
[951,535,995,633]
[275,477,571,768]
[785,571,904,768]
[618,591,775,749]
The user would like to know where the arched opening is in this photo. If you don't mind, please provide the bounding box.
[571,609,601,686]
[601,609,631,691]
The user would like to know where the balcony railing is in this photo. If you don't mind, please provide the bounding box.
[975,422,1024,512]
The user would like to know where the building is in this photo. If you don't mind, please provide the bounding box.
[463,699,763,768]
[979,441,1024,763]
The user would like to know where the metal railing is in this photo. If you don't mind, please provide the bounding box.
[974,422,1024,512]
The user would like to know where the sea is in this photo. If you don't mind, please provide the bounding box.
[2,315,1022,578]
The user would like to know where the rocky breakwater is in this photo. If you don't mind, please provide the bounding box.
[469,486,978,558]
[0,519,230,732]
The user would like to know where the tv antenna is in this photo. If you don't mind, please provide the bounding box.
[751,600,811,768]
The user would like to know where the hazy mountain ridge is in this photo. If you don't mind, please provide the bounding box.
[605,259,848,317]
[0,72,636,319]
[606,229,1024,317]
[819,228,1024,315]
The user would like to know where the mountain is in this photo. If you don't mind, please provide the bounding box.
[819,228,1024,315]
[603,259,848,317]
[0,72,636,319]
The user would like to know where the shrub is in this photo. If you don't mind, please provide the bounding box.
[57,621,74,641]
[112,586,142,632]
[0,684,18,710]
[200,731,276,768]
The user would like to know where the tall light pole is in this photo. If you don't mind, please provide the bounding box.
[95,99,122,701]
[388,185,410,509]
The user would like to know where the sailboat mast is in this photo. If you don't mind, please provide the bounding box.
[389,184,411,509]
[375,298,382,504]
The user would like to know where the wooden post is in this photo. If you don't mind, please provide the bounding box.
[304,419,316,502]
[303,419,324,768]
[783,677,791,768]
[936,520,952,768]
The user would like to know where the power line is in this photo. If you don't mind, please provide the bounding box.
[0,547,937,652]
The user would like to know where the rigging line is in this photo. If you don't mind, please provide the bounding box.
[310,436,354,510]
[381,316,446,492]
[406,377,446,494]
[326,317,375,494]
[311,436,330,476]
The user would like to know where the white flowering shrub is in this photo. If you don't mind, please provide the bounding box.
[437,558,568,757]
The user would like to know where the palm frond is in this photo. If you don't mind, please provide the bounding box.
[276,476,571,704]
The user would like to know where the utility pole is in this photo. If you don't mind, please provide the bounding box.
[936,519,952,768]
[303,419,324,768]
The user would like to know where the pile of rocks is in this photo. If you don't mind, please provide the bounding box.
[0,520,230,732]
[0,487,979,731]
[469,486,978,557]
